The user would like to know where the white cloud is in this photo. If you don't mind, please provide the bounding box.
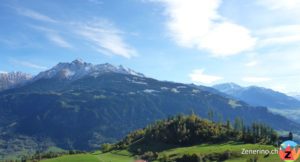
[29,25,73,49]
[257,25,300,36]
[12,60,47,70]
[28,19,136,58]
[200,22,256,56]
[16,8,57,23]
[242,77,271,83]
[261,35,300,46]
[189,69,222,84]
[47,33,73,49]
[0,71,8,74]
[242,49,300,92]
[76,20,137,58]
[258,0,300,10]
[154,0,256,57]
[270,85,287,93]
[245,60,258,67]
[13,7,136,58]
[257,25,300,46]
[255,48,300,73]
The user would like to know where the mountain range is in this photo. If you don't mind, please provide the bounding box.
[294,95,300,101]
[288,92,300,101]
[0,72,31,91]
[213,83,300,109]
[0,60,299,157]
[33,59,144,81]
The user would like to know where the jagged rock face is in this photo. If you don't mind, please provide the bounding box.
[0,72,32,91]
[33,59,144,81]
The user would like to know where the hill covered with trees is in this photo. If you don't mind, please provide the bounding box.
[102,114,278,161]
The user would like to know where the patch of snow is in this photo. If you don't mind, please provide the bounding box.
[161,87,169,90]
[171,88,180,93]
[132,80,147,85]
[63,69,75,78]
[34,60,145,81]
[192,89,200,93]
[0,72,32,91]
[126,77,147,85]
[85,66,91,71]
[143,89,159,93]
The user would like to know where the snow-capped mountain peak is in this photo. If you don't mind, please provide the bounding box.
[72,59,85,65]
[33,60,144,81]
[0,72,32,91]
[213,82,243,92]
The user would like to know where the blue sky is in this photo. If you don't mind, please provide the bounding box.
[1,0,300,93]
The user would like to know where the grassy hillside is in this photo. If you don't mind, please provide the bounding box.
[40,143,297,162]
[41,154,99,162]
[40,150,134,162]
[39,115,290,162]
[5,114,293,162]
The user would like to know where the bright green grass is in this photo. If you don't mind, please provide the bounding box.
[40,143,300,162]
[41,154,100,162]
[154,142,273,162]
[45,146,67,153]
[94,150,134,162]
[157,142,300,162]
[40,150,135,162]
[159,142,273,155]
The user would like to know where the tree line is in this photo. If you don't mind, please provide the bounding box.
[104,114,278,152]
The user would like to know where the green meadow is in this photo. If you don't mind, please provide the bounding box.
[40,143,299,162]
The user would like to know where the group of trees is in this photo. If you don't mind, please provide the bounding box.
[100,114,278,161]
[148,114,277,145]
[107,114,278,152]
